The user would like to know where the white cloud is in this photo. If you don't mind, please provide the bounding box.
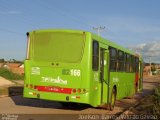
[129,41,160,63]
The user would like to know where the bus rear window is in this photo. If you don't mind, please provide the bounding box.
[32,32,85,63]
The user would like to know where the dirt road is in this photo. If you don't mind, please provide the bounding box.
[0,76,159,120]
[0,77,15,87]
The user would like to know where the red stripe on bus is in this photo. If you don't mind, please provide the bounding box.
[37,86,72,94]
[135,73,139,83]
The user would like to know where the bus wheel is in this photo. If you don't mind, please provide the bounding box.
[109,88,116,111]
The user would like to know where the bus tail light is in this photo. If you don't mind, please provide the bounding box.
[77,88,81,93]
[30,84,33,88]
[72,89,76,93]
[26,84,38,90]
[34,85,37,89]
[83,89,86,93]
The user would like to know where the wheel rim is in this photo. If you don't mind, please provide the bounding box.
[111,92,115,107]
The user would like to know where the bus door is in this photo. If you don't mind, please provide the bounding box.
[100,48,109,104]
[139,61,143,91]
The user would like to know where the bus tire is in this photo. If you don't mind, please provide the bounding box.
[135,82,138,93]
[109,88,116,111]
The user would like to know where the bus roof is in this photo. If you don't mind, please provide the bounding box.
[29,29,86,34]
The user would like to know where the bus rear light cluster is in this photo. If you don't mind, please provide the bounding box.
[26,84,37,90]
[72,88,87,94]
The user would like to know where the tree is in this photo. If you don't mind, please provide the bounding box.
[0,59,5,63]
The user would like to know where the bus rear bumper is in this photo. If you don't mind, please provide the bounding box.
[23,87,90,105]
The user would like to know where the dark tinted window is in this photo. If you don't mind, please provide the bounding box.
[117,50,125,71]
[110,47,117,71]
[125,54,131,72]
[126,54,131,62]
[110,48,117,59]
[130,55,134,72]
[118,51,124,60]
[135,57,139,72]
[92,40,99,71]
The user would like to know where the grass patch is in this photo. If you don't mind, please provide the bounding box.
[0,68,24,80]
[129,86,160,115]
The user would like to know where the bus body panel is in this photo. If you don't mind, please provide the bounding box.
[24,30,93,105]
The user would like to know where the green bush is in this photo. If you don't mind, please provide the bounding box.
[155,87,160,96]
[0,68,24,80]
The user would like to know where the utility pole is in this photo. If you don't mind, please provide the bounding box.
[93,26,105,36]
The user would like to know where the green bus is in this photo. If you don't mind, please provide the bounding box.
[23,29,143,110]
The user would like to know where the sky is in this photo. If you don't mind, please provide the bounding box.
[0,0,160,63]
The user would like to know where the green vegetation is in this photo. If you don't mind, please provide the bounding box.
[0,59,5,63]
[0,58,23,63]
[155,87,160,96]
[0,68,24,80]
[130,87,160,115]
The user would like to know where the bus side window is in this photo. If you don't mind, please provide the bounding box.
[132,56,136,72]
[109,47,117,71]
[118,50,125,71]
[130,55,134,72]
[125,54,131,72]
[135,57,139,72]
[92,40,99,71]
